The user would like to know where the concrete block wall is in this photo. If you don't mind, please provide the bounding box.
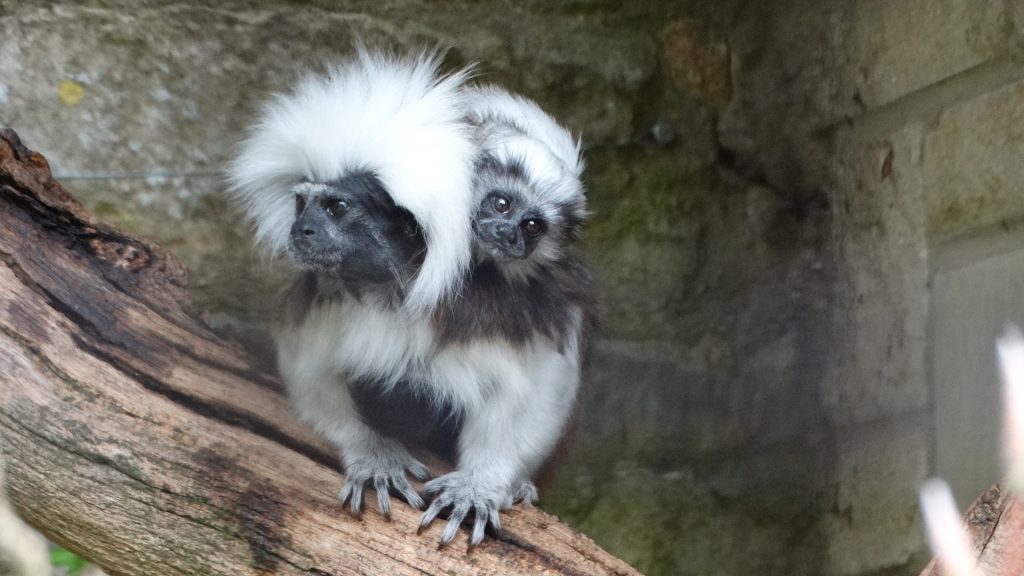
[825,1,1024,573]
[721,1,1024,574]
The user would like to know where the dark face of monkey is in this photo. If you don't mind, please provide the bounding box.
[288,171,426,297]
[473,189,547,261]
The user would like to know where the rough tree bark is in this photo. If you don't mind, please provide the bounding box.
[918,482,1024,576]
[0,129,640,576]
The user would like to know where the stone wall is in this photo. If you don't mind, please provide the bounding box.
[3,1,1021,575]
[836,2,1024,574]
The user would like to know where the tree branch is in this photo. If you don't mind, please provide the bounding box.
[0,128,639,576]
[918,482,1024,576]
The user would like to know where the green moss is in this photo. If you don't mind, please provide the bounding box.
[576,147,717,339]
[589,238,698,339]
[543,469,820,576]
[585,148,713,246]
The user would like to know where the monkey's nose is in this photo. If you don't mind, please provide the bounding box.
[493,223,518,246]
[290,220,318,243]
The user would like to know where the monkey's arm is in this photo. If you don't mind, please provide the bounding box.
[276,331,428,517]
[419,336,581,546]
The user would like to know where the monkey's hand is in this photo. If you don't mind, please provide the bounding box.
[339,443,430,519]
[418,471,506,547]
[509,479,539,507]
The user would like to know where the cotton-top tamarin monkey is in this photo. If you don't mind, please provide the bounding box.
[228,50,594,547]
[414,85,595,543]
[228,47,476,521]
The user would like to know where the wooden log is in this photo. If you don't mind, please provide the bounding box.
[918,483,1024,576]
[0,128,640,576]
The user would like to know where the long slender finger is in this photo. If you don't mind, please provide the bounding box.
[469,505,488,547]
[519,483,538,506]
[422,477,445,495]
[440,502,470,546]
[418,498,448,534]
[407,460,431,481]
[339,481,354,505]
[488,506,502,534]
[348,483,364,518]
[394,478,425,510]
[374,476,391,519]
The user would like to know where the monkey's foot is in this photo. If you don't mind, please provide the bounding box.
[418,471,505,548]
[338,452,430,519]
[509,480,539,506]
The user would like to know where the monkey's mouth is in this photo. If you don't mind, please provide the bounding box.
[480,241,526,262]
[473,221,534,262]
[287,240,345,271]
[287,241,402,291]
[477,233,536,262]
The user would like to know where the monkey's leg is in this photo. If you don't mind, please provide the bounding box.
[419,356,580,546]
[335,421,430,517]
[281,362,429,518]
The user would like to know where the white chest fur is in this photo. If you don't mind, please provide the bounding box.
[276,298,581,413]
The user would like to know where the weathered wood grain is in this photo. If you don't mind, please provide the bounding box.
[0,128,640,576]
[919,483,1024,576]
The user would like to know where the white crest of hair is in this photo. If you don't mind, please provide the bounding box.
[227,47,477,314]
[463,84,587,224]
[463,85,583,177]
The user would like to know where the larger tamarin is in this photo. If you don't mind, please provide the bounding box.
[228,49,594,548]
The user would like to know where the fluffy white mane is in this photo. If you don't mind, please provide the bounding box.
[463,85,582,176]
[228,49,476,314]
[462,85,585,220]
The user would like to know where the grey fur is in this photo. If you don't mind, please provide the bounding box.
[238,62,594,549]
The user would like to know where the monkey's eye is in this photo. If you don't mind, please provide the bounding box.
[521,219,546,237]
[295,194,307,215]
[324,198,349,218]
[492,195,512,214]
